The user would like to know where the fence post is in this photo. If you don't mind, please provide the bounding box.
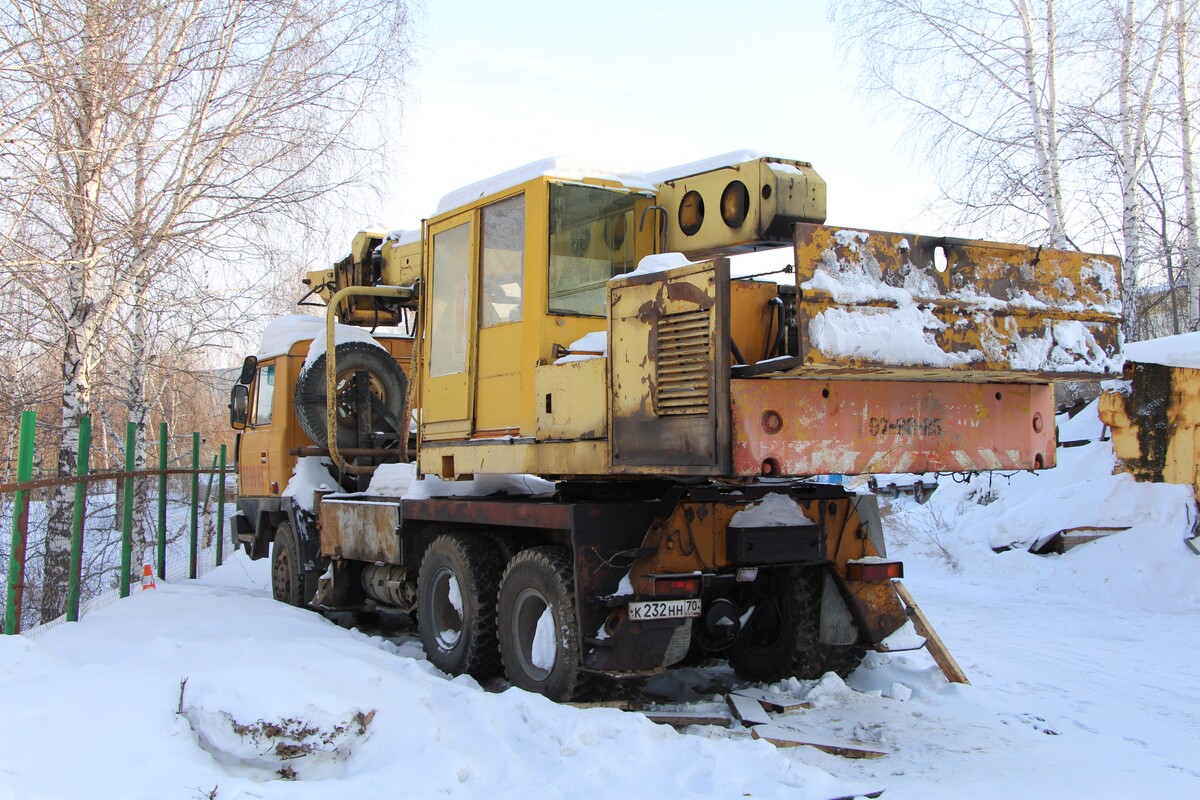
[157,422,167,580]
[4,411,36,635]
[189,432,199,579]
[67,416,91,622]
[216,445,227,567]
[119,422,135,598]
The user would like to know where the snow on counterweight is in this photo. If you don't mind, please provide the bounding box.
[794,224,1123,375]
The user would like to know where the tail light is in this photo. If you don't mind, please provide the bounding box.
[845,559,903,582]
[653,576,701,596]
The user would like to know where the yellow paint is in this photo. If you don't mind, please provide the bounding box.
[417,439,609,478]
[414,174,655,467]
[656,157,826,258]
[535,359,608,441]
[730,280,779,365]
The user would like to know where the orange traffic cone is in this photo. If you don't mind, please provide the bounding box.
[141,563,157,591]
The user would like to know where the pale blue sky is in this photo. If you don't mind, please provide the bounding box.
[376,0,938,236]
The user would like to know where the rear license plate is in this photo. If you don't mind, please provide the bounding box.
[628,598,702,621]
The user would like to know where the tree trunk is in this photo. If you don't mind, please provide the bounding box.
[1017,0,1068,248]
[1179,0,1200,330]
[41,320,92,621]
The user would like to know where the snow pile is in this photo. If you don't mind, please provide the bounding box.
[729,493,816,527]
[622,251,702,278]
[383,228,420,248]
[281,457,337,513]
[301,323,385,372]
[1123,330,1200,369]
[365,462,555,499]
[553,330,608,364]
[809,304,981,368]
[882,399,1200,612]
[0,559,860,799]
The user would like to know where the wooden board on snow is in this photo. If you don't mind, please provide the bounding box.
[569,700,642,711]
[730,687,813,713]
[726,693,772,726]
[751,725,889,759]
[893,580,970,685]
[643,710,730,728]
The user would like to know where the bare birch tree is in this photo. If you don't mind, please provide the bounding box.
[830,0,1072,245]
[1176,0,1200,328]
[1112,0,1174,338]
[0,0,412,620]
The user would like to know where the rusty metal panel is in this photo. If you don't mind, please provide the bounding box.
[400,496,574,529]
[792,224,1122,380]
[731,378,1056,475]
[534,359,608,441]
[1100,362,1200,492]
[608,259,731,473]
[319,498,402,563]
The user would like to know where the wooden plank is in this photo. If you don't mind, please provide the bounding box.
[569,700,642,711]
[1030,525,1128,555]
[726,693,772,726]
[730,688,813,713]
[893,580,970,685]
[643,711,730,728]
[751,725,889,759]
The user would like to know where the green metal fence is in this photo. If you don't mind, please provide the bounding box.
[2,411,230,634]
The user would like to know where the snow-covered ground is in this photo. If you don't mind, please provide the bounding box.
[1,402,1198,799]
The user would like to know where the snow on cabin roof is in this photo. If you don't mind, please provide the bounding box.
[430,151,789,221]
[1123,331,1200,370]
[435,158,657,215]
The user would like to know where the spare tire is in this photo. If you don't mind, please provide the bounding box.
[294,340,407,449]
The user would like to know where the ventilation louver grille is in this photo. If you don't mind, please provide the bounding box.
[655,309,712,416]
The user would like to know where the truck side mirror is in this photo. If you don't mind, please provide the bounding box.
[238,355,258,385]
[230,383,250,429]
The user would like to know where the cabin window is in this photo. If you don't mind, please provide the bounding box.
[429,221,472,377]
[253,364,275,426]
[480,194,525,327]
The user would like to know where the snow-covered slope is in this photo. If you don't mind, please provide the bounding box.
[1,402,1198,799]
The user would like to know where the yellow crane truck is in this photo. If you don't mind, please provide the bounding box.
[229,153,1122,700]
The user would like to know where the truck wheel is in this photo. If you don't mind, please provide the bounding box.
[416,534,504,680]
[293,341,407,450]
[728,567,862,682]
[271,521,306,606]
[496,547,582,702]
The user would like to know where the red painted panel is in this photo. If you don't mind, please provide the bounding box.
[731,379,1056,476]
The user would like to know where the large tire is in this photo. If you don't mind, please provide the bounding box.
[293,341,407,450]
[271,521,307,606]
[728,567,864,683]
[496,547,583,702]
[416,534,505,680]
